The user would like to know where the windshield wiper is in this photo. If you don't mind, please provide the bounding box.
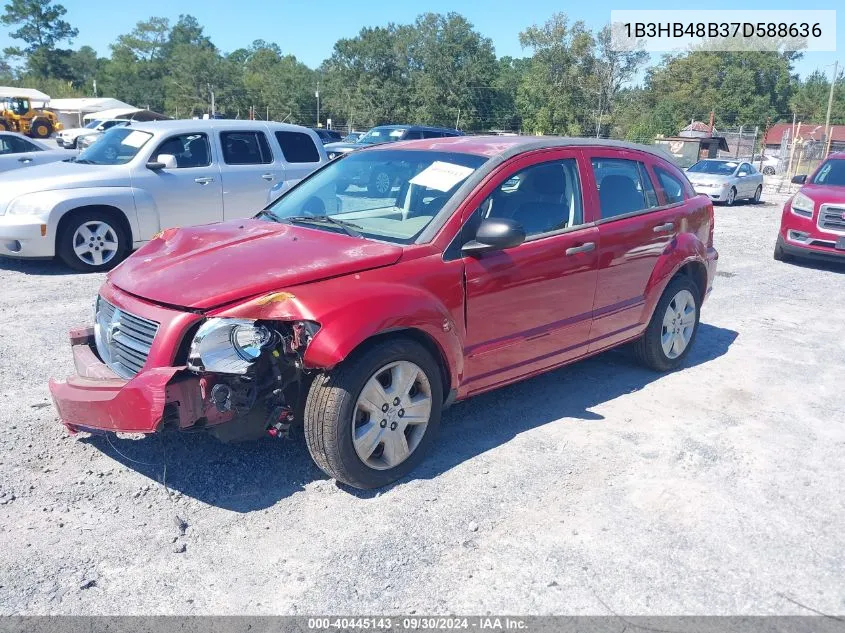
[74,158,97,164]
[285,215,364,238]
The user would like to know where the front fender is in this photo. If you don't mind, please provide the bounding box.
[212,280,464,390]
[47,187,141,242]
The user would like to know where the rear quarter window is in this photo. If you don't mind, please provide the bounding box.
[654,166,687,205]
[274,131,320,163]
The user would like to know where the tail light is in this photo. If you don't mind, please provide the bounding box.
[707,202,715,247]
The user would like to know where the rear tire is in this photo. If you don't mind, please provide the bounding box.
[304,338,443,489]
[752,185,763,203]
[57,210,130,272]
[632,276,701,372]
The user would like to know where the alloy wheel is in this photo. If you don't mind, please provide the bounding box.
[726,188,736,205]
[661,289,696,359]
[352,360,432,470]
[374,171,391,195]
[754,186,762,203]
[72,221,120,267]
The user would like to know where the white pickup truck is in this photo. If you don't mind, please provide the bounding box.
[0,119,327,270]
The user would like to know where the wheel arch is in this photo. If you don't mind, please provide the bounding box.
[642,234,710,322]
[55,204,134,250]
[337,327,453,404]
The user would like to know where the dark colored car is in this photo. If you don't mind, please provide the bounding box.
[311,128,343,144]
[776,153,845,263]
[50,137,717,489]
[326,125,466,195]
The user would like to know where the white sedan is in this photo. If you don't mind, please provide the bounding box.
[0,132,77,174]
[686,159,764,206]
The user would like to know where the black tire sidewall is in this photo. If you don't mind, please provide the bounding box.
[57,211,129,272]
[754,185,762,203]
[310,340,443,488]
[645,276,702,371]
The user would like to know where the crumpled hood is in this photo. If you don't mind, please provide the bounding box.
[0,161,130,210]
[109,219,404,310]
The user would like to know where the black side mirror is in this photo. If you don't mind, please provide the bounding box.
[791,174,807,184]
[462,218,526,256]
[146,161,165,171]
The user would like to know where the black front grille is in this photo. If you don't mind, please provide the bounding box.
[819,205,845,233]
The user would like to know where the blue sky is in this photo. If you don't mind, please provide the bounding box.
[2,0,842,82]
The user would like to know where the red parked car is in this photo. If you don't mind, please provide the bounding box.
[775,153,845,263]
[50,137,718,489]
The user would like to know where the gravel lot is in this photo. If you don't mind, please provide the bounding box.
[1,189,843,616]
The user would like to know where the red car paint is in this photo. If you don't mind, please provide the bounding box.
[777,153,845,262]
[50,137,718,434]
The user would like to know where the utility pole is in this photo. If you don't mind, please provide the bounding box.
[315,90,320,127]
[823,60,838,159]
[208,83,215,117]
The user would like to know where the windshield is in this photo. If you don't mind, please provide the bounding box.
[688,160,738,175]
[357,127,407,145]
[265,149,487,243]
[76,127,153,165]
[84,120,102,129]
[810,159,845,187]
[343,133,361,143]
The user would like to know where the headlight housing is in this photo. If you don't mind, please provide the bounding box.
[3,192,57,218]
[188,318,274,374]
[790,192,815,216]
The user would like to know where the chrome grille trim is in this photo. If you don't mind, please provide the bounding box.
[94,296,160,379]
[818,204,845,235]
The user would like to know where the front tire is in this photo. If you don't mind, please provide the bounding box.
[304,339,443,489]
[632,276,701,372]
[773,238,792,263]
[57,211,130,272]
[725,187,737,206]
[30,119,53,139]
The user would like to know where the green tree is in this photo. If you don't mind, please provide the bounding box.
[1,0,77,52]
[790,69,845,123]
[516,13,598,135]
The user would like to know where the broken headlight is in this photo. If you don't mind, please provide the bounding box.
[187,318,273,375]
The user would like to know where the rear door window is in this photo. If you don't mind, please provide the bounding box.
[220,131,273,165]
[591,157,659,220]
[274,131,320,163]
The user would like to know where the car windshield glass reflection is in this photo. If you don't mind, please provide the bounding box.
[357,127,407,145]
[75,128,153,165]
[688,160,738,176]
[811,159,845,186]
[265,149,487,244]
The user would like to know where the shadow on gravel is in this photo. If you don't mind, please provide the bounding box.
[0,256,80,276]
[84,322,738,511]
[784,258,845,274]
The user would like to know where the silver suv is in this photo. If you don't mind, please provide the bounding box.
[0,119,327,271]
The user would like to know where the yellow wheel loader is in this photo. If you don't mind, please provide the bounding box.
[0,96,63,139]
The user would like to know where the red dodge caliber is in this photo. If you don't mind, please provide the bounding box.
[776,152,845,263]
[50,137,718,489]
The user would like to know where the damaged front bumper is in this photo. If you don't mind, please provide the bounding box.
[49,327,231,435]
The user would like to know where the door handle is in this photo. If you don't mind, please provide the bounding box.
[653,222,674,233]
[565,242,595,256]
[18,157,32,163]
[194,177,215,185]
[261,173,274,181]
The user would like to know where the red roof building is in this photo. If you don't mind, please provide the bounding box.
[764,122,845,146]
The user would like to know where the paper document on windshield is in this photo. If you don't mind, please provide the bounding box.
[122,131,149,148]
[410,161,475,192]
